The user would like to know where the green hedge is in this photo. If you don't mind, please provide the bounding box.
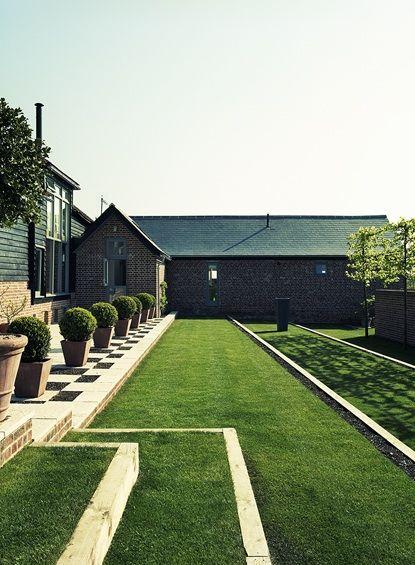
[137,293,154,310]
[9,317,51,362]
[59,308,97,342]
[130,296,142,313]
[90,302,118,328]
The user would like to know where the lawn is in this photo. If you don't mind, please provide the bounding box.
[248,322,415,449]
[66,431,245,565]
[307,323,415,364]
[83,319,415,565]
[0,445,115,565]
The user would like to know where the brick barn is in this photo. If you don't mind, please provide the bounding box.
[76,207,387,323]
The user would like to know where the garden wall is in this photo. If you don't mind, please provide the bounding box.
[375,289,415,346]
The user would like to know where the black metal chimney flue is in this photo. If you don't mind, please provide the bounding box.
[266,213,270,228]
[35,102,43,141]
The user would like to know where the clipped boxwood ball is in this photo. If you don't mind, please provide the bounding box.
[112,296,137,320]
[90,302,118,328]
[130,296,142,313]
[59,307,97,342]
[9,316,51,362]
[137,292,153,310]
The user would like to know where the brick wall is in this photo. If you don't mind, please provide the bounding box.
[375,289,415,346]
[75,214,161,309]
[167,258,366,323]
[0,281,71,326]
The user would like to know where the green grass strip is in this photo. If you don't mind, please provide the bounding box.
[87,319,415,564]
[306,323,415,365]
[66,431,245,565]
[248,322,415,449]
[0,446,115,564]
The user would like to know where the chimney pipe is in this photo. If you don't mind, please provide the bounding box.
[266,213,270,228]
[35,102,44,141]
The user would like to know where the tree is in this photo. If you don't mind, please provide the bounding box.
[346,226,382,338]
[378,218,415,349]
[0,98,50,228]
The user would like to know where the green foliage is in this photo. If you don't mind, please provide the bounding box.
[137,292,153,310]
[9,316,51,362]
[59,307,97,342]
[0,98,50,228]
[346,226,382,286]
[377,218,415,285]
[160,281,168,313]
[90,302,118,328]
[130,296,142,313]
[112,296,137,320]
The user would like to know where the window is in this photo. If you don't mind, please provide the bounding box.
[208,264,218,304]
[103,258,109,286]
[44,181,70,295]
[35,247,45,296]
[315,263,327,275]
[105,238,127,290]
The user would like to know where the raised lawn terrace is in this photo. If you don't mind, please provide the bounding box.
[70,319,414,564]
[247,322,415,450]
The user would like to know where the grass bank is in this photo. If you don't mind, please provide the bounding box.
[248,322,415,450]
[0,446,115,564]
[86,319,415,564]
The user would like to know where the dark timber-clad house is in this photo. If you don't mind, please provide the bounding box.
[0,105,92,325]
[76,206,388,322]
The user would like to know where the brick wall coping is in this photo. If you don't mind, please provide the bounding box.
[294,324,415,371]
[376,289,415,293]
[229,317,415,464]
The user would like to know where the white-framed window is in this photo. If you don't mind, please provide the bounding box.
[45,179,70,295]
[103,258,109,286]
[315,263,327,275]
[208,264,218,304]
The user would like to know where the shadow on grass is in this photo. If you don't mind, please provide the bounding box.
[249,324,415,449]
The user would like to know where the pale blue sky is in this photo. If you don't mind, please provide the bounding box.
[1,1,414,219]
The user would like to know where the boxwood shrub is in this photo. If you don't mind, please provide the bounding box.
[137,292,153,310]
[130,296,142,313]
[59,307,97,342]
[90,302,118,328]
[112,296,137,320]
[9,316,51,362]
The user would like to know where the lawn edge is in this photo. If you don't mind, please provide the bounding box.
[294,323,415,370]
[229,317,415,477]
[56,442,139,565]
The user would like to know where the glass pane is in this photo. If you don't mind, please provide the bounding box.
[208,265,218,303]
[113,260,126,286]
[62,201,69,241]
[316,263,327,275]
[54,241,61,292]
[61,243,67,293]
[35,248,43,294]
[46,239,54,293]
[46,199,53,238]
[54,197,61,239]
[103,259,109,286]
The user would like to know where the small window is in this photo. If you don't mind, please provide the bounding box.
[35,247,45,296]
[103,258,109,286]
[315,263,327,275]
[208,264,218,304]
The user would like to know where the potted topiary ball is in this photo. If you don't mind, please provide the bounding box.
[137,292,153,323]
[130,296,142,329]
[112,296,137,336]
[59,307,97,367]
[90,302,118,348]
[0,333,27,421]
[9,317,51,398]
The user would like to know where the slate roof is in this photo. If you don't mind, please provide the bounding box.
[130,215,388,258]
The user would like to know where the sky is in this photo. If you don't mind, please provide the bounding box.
[1,0,415,220]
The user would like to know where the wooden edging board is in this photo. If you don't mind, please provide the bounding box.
[229,316,415,465]
[73,427,272,564]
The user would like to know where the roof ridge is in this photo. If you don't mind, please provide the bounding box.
[131,214,388,220]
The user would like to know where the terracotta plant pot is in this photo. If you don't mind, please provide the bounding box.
[14,358,52,398]
[130,312,142,329]
[0,322,9,334]
[141,309,149,323]
[115,318,131,337]
[61,339,92,367]
[93,327,114,348]
[0,334,28,421]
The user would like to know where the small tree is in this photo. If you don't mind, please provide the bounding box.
[378,218,415,349]
[346,226,381,337]
[0,98,50,228]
